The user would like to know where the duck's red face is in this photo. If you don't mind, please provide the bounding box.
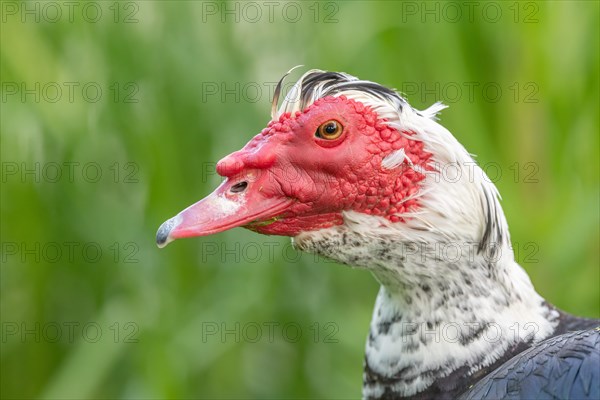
[157,96,431,247]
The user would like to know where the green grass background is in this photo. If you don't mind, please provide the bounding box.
[1,1,598,398]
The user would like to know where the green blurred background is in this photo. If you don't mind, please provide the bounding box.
[1,1,598,398]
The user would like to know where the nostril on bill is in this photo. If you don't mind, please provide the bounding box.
[230,181,248,194]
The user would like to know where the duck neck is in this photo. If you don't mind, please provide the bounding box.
[293,224,559,399]
[362,242,559,398]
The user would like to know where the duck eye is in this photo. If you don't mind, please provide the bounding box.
[316,120,343,140]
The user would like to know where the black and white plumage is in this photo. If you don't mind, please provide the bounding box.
[157,70,600,399]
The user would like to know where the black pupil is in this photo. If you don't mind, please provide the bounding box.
[324,122,337,134]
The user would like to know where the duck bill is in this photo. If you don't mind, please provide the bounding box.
[156,181,293,248]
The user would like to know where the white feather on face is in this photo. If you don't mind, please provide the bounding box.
[381,148,411,170]
[278,70,559,398]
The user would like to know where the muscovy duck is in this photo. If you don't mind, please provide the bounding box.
[157,69,600,399]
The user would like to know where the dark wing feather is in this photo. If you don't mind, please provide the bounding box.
[459,328,600,400]
[555,308,600,332]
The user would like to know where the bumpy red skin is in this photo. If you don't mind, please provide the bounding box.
[215,96,431,236]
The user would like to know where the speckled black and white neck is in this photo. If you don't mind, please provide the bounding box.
[294,212,565,398]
